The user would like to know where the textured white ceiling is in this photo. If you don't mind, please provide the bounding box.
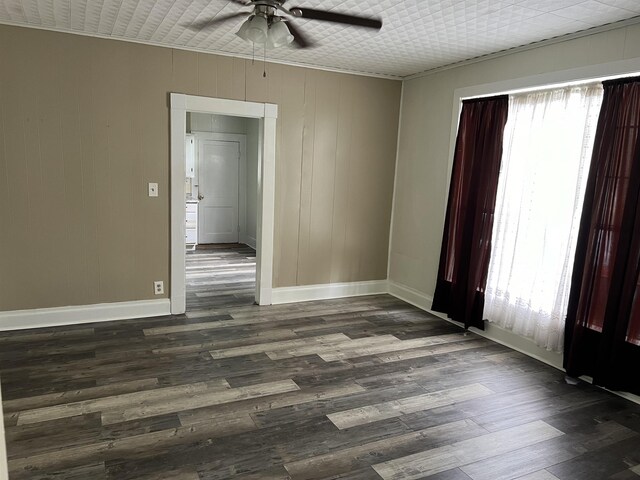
[0,0,639,78]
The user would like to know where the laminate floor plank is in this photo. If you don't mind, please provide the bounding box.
[179,381,366,426]
[2,245,640,479]
[1,378,160,413]
[264,334,402,360]
[2,354,220,396]
[292,356,510,393]
[6,412,104,457]
[8,414,257,478]
[208,333,353,359]
[418,469,474,480]
[101,379,300,425]
[327,383,494,430]
[471,389,613,432]
[546,436,640,480]
[317,333,476,362]
[0,379,99,404]
[515,472,561,480]
[0,328,96,344]
[283,419,487,480]
[16,378,231,425]
[184,298,404,321]
[377,339,492,363]
[151,329,301,355]
[151,305,387,335]
[25,461,107,480]
[250,382,430,429]
[458,420,638,480]
[372,421,564,480]
[134,468,202,480]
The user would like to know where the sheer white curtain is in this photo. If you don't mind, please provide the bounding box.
[484,85,603,352]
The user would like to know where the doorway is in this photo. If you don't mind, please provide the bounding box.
[170,94,278,315]
[184,114,258,311]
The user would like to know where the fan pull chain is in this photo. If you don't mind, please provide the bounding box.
[263,44,267,78]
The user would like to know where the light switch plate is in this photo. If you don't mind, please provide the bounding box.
[148,182,158,197]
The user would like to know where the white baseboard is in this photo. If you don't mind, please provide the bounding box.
[245,236,257,250]
[272,280,388,305]
[578,375,640,406]
[388,280,563,370]
[0,299,171,331]
[388,280,434,312]
[0,385,7,480]
[476,319,564,370]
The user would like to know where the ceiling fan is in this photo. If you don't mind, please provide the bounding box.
[188,0,383,49]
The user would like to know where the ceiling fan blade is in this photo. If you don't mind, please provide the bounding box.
[228,0,251,5]
[187,12,249,31]
[289,7,382,29]
[285,21,314,48]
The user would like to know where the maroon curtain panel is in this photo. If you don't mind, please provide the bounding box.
[564,77,640,395]
[431,95,509,330]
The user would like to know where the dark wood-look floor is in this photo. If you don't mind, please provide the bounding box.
[2,276,640,478]
[186,244,257,311]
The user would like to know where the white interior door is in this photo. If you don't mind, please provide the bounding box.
[198,140,240,244]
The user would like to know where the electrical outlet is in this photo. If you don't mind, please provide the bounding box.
[154,281,164,295]
[148,182,158,197]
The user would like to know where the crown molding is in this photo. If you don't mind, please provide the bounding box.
[0,20,402,81]
[403,16,640,81]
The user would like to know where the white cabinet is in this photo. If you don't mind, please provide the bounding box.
[186,202,198,247]
[186,229,197,244]
[185,134,196,178]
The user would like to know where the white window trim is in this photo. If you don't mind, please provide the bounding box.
[445,57,640,207]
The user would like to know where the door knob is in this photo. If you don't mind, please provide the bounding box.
[198,194,204,200]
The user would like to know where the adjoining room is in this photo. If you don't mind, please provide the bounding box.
[184,112,260,310]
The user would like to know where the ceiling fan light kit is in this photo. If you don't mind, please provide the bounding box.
[236,14,294,48]
[265,19,294,49]
[191,0,382,50]
[236,15,270,44]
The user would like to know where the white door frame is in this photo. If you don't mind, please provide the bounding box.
[170,94,278,313]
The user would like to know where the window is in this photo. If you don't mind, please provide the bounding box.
[483,85,604,352]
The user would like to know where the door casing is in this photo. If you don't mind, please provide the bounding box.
[170,94,277,312]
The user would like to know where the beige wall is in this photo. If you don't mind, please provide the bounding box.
[0,25,401,312]
[389,23,640,299]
